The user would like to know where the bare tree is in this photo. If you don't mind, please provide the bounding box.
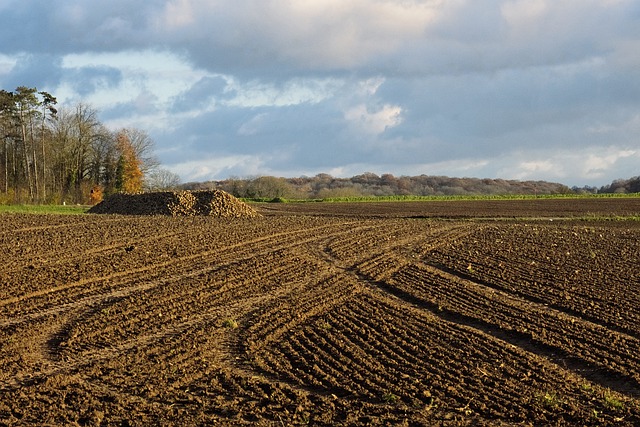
[38,91,57,201]
[0,90,18,196]
[14,87,39,200]
[48,104,103,203]
[119,128,160,175]
[145,168,181,191]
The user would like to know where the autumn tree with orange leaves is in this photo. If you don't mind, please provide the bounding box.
[115,130,143,194]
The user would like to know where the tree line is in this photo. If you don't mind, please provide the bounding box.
[0,86,178,205]
[186,173,640,200]
[184,173,576,199]
[595,176,640,194]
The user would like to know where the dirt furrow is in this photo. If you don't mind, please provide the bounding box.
[0,285,301,393]
[370,264,640,398]
[425,223,640,335]
[0,220,358,313]
[1,209,639,426]
[409,262,640,364]
[347,290,640,422]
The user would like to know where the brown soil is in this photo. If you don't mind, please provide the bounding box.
[258,197,640,218]
[1,199,639,426]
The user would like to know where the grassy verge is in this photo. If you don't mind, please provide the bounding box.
[0,204,89,214]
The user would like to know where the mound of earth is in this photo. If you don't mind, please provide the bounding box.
[88,190,260,217]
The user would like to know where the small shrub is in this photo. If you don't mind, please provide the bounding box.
[535,391,562,410]
[89,185,103,205]
[604,393,624,411]
[317,320,332,330]
[382,392,399,404]
[580,383,593,393]
[222,319,238,329]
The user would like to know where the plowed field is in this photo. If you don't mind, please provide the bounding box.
[1,199,639,426]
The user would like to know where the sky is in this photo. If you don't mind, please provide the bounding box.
[1,0,639,187]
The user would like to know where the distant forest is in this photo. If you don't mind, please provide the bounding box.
[598,176,640,194]
[182,174,640,200]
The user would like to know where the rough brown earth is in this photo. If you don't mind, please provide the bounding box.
[1,198,639,426]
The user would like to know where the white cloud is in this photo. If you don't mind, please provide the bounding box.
[237,113,268,136]
[273,0,443,67]
[168,154,267,182]
[581,149,637,177]
[509,160,556,180]
[495,146,640,185]
[160,0,195,30]
[51,50,210,134]
[0,54,16,76]
[225,77,343,108]
[62,50,204,106]
[344,104,403,135]
[148,0,444,70]
[501,0,549,31]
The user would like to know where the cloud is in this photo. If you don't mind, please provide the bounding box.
[500,0,550,33]
[169,154,267,182]
[237,113,268,137]
[344,104,403,135]
[150,0,444,74]
[0,54,16,76]
[2,54,64,90]
[1,0,639,187]
[1,0,637,77]
[495,146,640,185]
[170,75,229,112]
[67,66,123,96]
[581,149,637,178]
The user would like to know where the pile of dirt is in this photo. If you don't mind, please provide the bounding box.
[88,190,260,217]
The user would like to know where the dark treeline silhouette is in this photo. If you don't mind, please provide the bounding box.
[595,176,640,194]
[183,173,576,199]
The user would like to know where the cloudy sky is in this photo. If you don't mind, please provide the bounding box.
[1,0,639,186]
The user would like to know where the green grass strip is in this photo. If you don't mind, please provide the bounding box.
[0,204,89,214]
